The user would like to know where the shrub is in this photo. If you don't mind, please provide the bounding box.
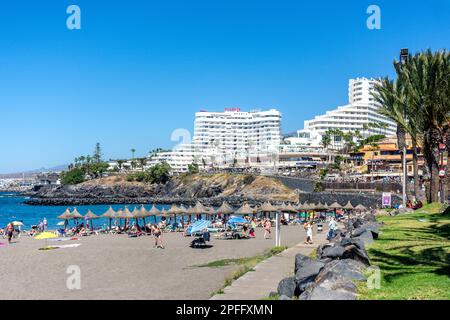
[243,174,256,185]
[61,168,85,185]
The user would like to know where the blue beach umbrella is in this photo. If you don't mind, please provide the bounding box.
[186,220,211,235]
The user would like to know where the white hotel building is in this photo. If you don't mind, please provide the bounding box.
[146,77,397,173]
[148,108,282,173]
[289,78,397,148]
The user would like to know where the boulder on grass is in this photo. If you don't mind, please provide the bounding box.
[352,222,381,239]
[342,244,370,265]
[315,259,367,284]
[277,277,297,298]
[355,230,374,246]
[279,294,292,300]
[304,283,357,300]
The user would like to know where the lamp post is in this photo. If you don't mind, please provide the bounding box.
[400,48,409,207]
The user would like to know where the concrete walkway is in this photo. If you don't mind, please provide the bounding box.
[210,231,328,300]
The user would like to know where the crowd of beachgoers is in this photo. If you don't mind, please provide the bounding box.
[1,200,352,250]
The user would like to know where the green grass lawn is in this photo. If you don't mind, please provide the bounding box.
[358,203,450,300]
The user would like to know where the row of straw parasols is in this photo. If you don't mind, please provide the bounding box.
[57,201,367,223]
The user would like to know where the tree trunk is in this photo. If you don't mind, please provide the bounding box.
[442,130,450,203]
[412,137,420,200]
[423,128,442,203]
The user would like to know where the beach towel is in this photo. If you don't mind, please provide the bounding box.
[53,244,82,249]
[49,237,79,242]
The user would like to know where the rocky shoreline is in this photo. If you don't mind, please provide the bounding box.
[276,211,382,300]
[22,173,299,206]
[23,195,271,207]
[22,173,399,209]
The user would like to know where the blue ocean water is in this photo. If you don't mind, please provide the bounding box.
[0,192,172,230]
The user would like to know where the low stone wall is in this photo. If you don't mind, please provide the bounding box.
[299,192,401,209]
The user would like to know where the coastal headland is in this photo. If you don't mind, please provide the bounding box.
[23,173,298,206]
[22,173,400,208]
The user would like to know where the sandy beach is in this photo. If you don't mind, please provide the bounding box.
[0,226,309,300]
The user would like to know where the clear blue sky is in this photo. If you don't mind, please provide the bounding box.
[0,0,449,173]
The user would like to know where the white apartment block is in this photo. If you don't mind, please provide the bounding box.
[297,77,397,148]
[147,108,283,173]
[193,108,282,160]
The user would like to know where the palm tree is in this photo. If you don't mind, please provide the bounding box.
[138,158,147,172]
[321,134,331,150]
[403,50,450,203]
[130,149,136,160]
[373,78,411,199]
[375,50,450,203]
[117,160,125,172]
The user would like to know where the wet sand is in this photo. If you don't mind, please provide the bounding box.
[0,226,310,300]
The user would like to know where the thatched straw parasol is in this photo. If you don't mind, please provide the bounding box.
[138,205,150,218]
[277,202,288,212]
[234,203,256,215]
[84,210,99,219]
[102,206,116,229]
[343,201,354,210]
[284,203,298,213]
[148,205,161,223]
[259,201,278,213]
[71,208,83,219]
[57,208,72,220]
[118,207,134,219]
[167,204,182,215]
[295,202,305,211]
[178,204,188,214]
[328,202,342,210]
[187,201,209,215]
[102,206,116,219]
[303,202,316,211]
[315,202,329,211]
[84,210,99,230]
[148,205,161,216]
[214,201,234,215]
[131,207,141,219]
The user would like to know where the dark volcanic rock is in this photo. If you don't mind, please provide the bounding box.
[295,260,325,285]
[315,259,367,284]
[277,277,297,298]
[294,254,313,274]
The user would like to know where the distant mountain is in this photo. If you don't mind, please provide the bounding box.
[0,164,68,179]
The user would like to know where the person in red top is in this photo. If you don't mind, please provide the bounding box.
[6,222,14,244]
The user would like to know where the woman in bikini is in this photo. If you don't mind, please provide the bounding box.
[152,225,164,249]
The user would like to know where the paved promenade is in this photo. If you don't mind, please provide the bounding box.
[210,231,328,300]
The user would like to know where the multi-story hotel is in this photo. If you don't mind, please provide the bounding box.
[294,77,397,148]
[193,108,282,160]
[148,108,283,173]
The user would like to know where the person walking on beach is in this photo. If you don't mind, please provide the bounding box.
[17,221,23,239]
[263,219,272,239]
[43,217,48,231]
[151,225,164,249]
[327,217,338,241]
[304,222,313,245]
[6,222,14,244]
